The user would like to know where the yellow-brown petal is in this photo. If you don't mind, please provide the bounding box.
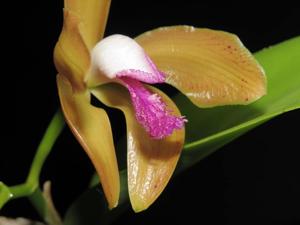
[91,84,185,212]
[57,75,119,209]
[54,0,111,91]
[64,0,111,49]
[54,9,90,91]
[136,26,267,108]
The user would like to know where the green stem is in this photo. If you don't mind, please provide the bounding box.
[29,185,63,225]
[29,188,47,219]
[7,110,65,199]
[9,183,32,199]
[1,110,65,224]
[26,110,65,187]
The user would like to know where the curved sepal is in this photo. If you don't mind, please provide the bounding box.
[54,9,90,91]
[91,84,185,212]
[64,0,111,49]
[57,75,120,208]
[54,0,111,91]
[136,26,267,108]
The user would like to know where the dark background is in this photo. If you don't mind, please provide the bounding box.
[2,1,300,225]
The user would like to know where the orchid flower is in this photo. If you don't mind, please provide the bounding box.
[54,0,266,212]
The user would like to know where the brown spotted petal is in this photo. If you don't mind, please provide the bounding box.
[91,84,185,212]
[57,75,120,209]
[136,26,267,108]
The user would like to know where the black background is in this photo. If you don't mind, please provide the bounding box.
[2,1,300,225]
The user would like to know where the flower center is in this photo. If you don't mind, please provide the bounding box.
[91,34,186,139]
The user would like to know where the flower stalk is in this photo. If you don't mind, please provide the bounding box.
[0,110,65,225]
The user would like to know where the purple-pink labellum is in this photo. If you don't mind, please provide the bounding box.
[91,34,187,139]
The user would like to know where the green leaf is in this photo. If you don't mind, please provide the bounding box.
[64,36,300,225]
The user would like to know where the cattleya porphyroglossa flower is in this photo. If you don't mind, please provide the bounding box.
[54,0,266,212]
